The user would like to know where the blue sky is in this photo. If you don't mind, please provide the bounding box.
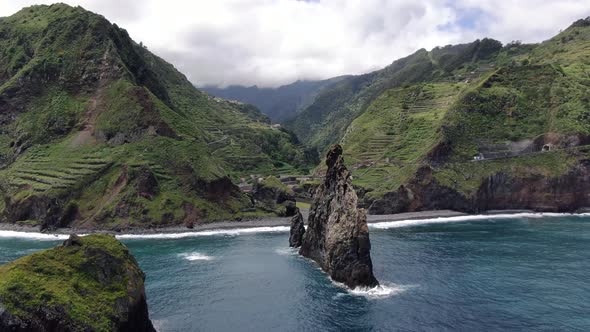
[1,0,589,87]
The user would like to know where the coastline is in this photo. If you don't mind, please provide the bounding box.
[2,209,589,237]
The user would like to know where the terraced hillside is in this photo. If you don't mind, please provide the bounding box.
[341,82,466,194]
[294,18,590,213]
[0,4,311,229]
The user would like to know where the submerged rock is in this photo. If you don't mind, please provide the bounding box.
[0,234,155,332]
[289,208,305,247]
[299,145,379,289]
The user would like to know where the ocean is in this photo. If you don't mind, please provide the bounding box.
[1,213,589,331]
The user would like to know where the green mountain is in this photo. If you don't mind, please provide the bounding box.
[289,18,590,213]
[202,77,347,123]
[0,4,310,229]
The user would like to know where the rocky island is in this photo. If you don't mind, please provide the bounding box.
[0,234,155,332]
[299,145,379,289]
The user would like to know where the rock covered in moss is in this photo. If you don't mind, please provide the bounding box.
[299,145,379,289]
[289,208,305,247]
[0,234,155,332]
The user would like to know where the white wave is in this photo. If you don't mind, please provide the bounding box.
[348,283,414,299]
[0,230,69,241]
[179,252,214,261]
[369,212,590,230]
[275,247,299,256]
[331,280,414,299]
[117,226,290,240]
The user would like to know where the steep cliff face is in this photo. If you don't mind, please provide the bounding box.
[369,160,590,214]
[299,145,378,289]
[0,234,154,332]
[475,160,590,212]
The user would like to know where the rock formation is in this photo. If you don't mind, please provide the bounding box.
[0,234,155,332]
[299,145,379,289]
[289,208,305,247]
[368,161,590,214]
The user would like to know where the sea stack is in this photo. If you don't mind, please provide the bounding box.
[299,145,379,289]
[289,208,306,247]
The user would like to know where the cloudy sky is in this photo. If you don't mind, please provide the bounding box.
[1,1,589,87]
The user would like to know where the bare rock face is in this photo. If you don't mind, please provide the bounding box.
[299,145,379,289]
[289,208,305,247]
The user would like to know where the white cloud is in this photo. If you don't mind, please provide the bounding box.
[0,0,589,87]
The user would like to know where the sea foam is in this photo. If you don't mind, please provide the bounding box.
[116,226,291,240]
[330,280,414,299]
[180,252,214,261]
[0,230,69,241]
[369,212,590,230]
[1,213,588,240]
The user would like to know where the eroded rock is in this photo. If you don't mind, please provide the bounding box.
[289,208,305,247]
[299,145,379,289]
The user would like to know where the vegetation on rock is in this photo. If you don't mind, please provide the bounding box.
[0,234,155,332]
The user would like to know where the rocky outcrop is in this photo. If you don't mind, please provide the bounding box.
[369,166,472,214]
[252,176,297,216]
[475,159,590,211]
[0,234,155,332]
[369,160,590,214]
[299,145,379,289]
[289,208,305,247]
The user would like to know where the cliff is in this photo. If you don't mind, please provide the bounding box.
[0,234,155,332]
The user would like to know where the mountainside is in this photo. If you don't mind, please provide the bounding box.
[289,18,590,213]
[0,4,311,230]
[202,77,346,122]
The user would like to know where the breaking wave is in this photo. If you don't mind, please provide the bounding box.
[117,226,290,239]
[0,231,69,241]
[369,213,590,230]
[179,252,214,261]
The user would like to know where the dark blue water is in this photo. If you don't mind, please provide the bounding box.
[1,215,589,331]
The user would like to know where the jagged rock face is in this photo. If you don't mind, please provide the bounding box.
[0,234,155,332]
[299,145,378,289]
[289,208,305,247]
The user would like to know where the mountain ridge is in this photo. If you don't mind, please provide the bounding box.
[202,76,347,122]
[0,4,311,229]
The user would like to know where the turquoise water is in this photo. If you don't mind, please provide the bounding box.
[1,214,589,331]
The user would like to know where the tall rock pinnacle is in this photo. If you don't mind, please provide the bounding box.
[299,145,379,289]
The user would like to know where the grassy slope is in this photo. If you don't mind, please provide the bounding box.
[0,4,310,228]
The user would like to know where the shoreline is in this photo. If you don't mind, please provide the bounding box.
[1,209,589,236]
